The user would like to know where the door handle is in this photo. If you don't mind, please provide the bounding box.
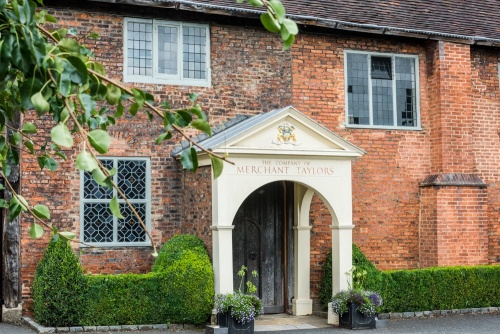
[249,252,257,260]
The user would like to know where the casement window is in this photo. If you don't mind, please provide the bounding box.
[345,51,420,129]
[124,18,210,87]
[80,157,151,246]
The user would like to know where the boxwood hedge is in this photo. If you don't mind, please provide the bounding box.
[33,234,214,327]
[320,245,500,313]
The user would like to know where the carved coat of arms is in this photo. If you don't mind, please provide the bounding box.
[272,122,301,145]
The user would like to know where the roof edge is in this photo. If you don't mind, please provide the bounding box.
[107,0,500,45]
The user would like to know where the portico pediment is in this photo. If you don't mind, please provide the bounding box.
[195,106,365,160]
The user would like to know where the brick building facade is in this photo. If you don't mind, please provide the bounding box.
[7,0,500,317]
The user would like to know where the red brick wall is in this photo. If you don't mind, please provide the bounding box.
[470,48,500,264]
[19,1,500,314]
[292,34,430,272]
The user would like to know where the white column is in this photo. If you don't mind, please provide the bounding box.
[330,224,354,294]
[211,225,234,294]
[293,224,313,315]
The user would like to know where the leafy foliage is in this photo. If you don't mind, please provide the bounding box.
[32,238,87,327]
[85,249,214,326]
[378,265,500,312]
[320,245,500,313]
[0,0,297,249]
[152,234,208,272]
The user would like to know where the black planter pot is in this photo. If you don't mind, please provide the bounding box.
[339,303,376,329]
[217,312,255,334]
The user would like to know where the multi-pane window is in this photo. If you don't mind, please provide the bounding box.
[80,157,151,246]
[345,51,419,129]
[124,18,210,87]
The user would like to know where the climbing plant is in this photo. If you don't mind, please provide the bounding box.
[0,0,298,253]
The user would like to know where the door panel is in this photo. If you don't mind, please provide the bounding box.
[232,181,293,314]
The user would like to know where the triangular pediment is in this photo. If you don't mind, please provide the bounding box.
[193,106,365,158]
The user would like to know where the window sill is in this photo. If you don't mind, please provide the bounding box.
[123,75,211,88]
[345,124,422,131]
[79,242,152,248]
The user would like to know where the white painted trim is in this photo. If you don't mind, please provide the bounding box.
[123,18,211,87]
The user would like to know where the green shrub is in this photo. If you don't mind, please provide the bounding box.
[32,238,87,327]
[319,245,500,312]
[84,246,214,325]
[152,234,208,272]
[378,265,500,312]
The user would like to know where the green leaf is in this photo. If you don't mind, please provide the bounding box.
[78,93,96,117]
[129,102,139,116]
[67,56,89,84]
[189,93,199,102]
[31,92,50,115]
[22,122,37,134]
[190,104,207,121]
[11,132,22,145]
[59,231,76,240]
[282,33,295,51]
[269,0,286,21]
[0,199,8,209]
[211,155,224,179]
[58,38,80,53]
[247,0,264,7]
[45,157,58,171]
[33,204,50,219]
[76,150,98,171]
[180,147,198,172]
[92,168,109,187]
[109,196,124,219]
[155,132,172,144]
[132,88,145,109]
[191,119,212,136]
[260,12,281,33]
[282,18,298,35]
[24,140,35,154]
[88,129,110,154]
[115,101,124,118]
[50,123,73,148]
[29,223,44,238]
[106,85,121,105]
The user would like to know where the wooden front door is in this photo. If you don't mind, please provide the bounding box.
[232,181,294,314]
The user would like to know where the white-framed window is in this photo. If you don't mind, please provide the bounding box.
[80,157,151,247]
[344,51,420,129]
[123,18,210,87]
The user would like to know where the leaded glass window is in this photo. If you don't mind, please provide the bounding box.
[81,157,150,246]
[124,18,210,87]
[346,51,419,129]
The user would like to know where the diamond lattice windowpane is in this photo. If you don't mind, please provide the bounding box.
[83,159,113,199]
[118,160,147,199]
[117,203,146,242]
[83,203,113,242]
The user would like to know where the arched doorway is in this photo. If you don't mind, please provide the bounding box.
[232,181,294,313]
[181,106,365,316]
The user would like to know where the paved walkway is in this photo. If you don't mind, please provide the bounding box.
[1,313,499,334]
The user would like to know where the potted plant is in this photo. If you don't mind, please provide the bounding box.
[214,266,263,334]
[331,266,383,330]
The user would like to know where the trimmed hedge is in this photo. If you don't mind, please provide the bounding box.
[320,246,500,313]
[152,234,208,272]
[34,234,214,327]
[378,265,500,312]
[33,238,87,327]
